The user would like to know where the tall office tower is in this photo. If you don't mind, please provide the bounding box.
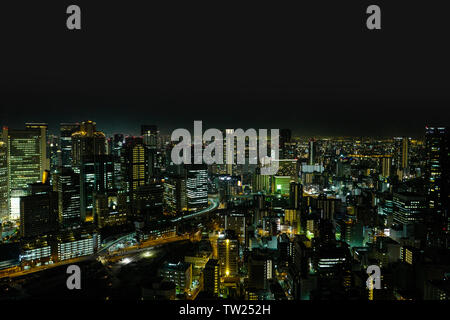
[280,128,292,159]
[59,123,80,168]
[163,175,187,215]
[48,134,59,175]
[80,155,114,223]
[121,136,147,202]
[225,129,234,175]
[425,126,450,247]
[203,259,220,296]
[25,123,49,174]
[71,120,106,171]
[381,156,392,178]
[112,134,124,190]
[142,125,159,179]
[392,192,427,225]
[401,137,409,170]
[289,181,302,209]
[20,181,58,239]
[217,230,239,278]
[55,167,81,229]
[3,125,47,218]
[185,164,208,211]
[0,141,8,219]
[308,139,317,165]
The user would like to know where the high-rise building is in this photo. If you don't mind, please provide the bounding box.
[0,141,8,219]
[20,181,58,239]
[393,192,427,225]
[48,134,59,175]
[163,175,187,215]
[59,123,80,168]
[289,181,302,210]
[381,156,392,178]
[3,125,48,218]
[142,125,158,179]
[401,137,409,170]
[71,121,106,171]
[121,136,146,202]
[203,258,220,296]
[25,123,49,175]
[55,167,81,229]
[80,155,114,222]
[186,164,208,211]
[309,140,317,165]
[112,134,124,190]
[217,230,239,278]
[425,126,450,247]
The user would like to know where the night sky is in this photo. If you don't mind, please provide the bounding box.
[1,1,450,137]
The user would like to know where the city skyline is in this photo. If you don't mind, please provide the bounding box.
[1,0,450,306]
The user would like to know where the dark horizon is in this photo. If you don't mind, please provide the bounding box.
[1,89,449,138]
[1,1,450,137]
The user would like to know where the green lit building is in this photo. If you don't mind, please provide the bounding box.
[2,125,47,219]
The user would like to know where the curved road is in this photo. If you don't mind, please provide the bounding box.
[99,196,220,253]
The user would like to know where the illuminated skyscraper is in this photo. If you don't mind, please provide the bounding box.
[309,140,317,165]
[393,192,427,225]
[185,164,208,211]
[112,134,124,190]
[25,123,49,175]
[80,155,114,222]
[59,123,80,168]
[381,156,392,178]
[3,125,47,218]
[217,230,239,278]
[163,175,187,215]
[121,136,146,202]
[142,125,158,179]
[71,121,106,171]
[425,126,449,247]
[0,141,7,219]
[401,137,409,170]
[289,181,302,210]
[55,167,81,229]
